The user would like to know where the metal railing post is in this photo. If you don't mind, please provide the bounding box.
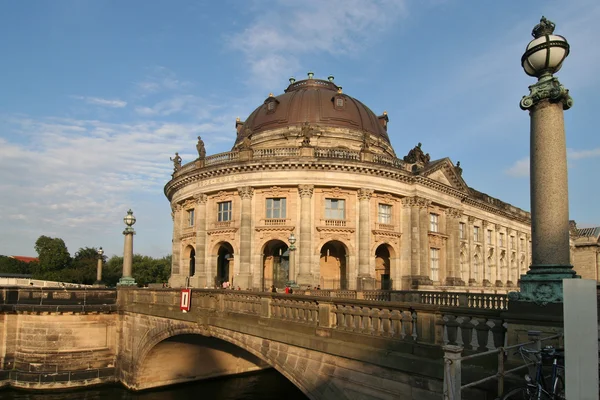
[443,344,463,400]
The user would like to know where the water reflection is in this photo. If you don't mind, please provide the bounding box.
[0,369,308,400]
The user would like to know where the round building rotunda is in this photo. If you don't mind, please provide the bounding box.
[165,73,532,292]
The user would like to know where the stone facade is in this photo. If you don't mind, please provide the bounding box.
[570,223,600,281]
[165,76,538,292]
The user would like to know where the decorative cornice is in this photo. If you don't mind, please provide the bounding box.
[237,186,254,199]
[264,186,284,197]
[207,228,238,235]
[298,184,314,198]
[316,226,355,234]
[254,226,294,233]
[372,229,401,238]
[357,188,374,201]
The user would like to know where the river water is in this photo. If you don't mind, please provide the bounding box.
[0,369,308,400]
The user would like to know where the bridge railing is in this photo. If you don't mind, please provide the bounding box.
[120,288,507,355]
[0,287,117,312]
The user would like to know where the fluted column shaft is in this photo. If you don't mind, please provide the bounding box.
[419,203,430,278]
[467,216,475,284]
[358,188,373,277]
[237,186,254,289]
[297,185,314,285]
[445,208,462,285]
[195,194,208,275]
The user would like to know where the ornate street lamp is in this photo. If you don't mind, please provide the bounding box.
[118,209,137,286]
[288,232,297,286]
[513,17,578,305]
[95,247,104,285]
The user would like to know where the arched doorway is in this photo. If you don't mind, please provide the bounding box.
[262,240,289,290]
[216,243,234,287]
[184,245,196,278]
[375,244,391,290]
[319,241,347,290]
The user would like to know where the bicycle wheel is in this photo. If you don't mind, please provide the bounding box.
[553,375,565,400]
[502,385,550,400]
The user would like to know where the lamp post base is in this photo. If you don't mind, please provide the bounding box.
[118,277,137,286]
[508,264,579,305]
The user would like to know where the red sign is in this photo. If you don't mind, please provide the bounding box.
[180,289,191,312]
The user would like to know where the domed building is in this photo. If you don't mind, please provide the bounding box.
[164,74,533,292]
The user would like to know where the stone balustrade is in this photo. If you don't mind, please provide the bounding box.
[0,287,117,313]
[119,288,507,354]
[172,146,411,179]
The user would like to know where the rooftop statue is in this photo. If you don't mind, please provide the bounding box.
[196,136,206,159]
[403,142,430,165]
[170,152,182,171]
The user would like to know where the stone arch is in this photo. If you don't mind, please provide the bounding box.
[374,243,394,290]
[210,241,234,287]
[261,239,289,290]
[131,319,310,396]
[183,245,196,277]
[319,240,349,290]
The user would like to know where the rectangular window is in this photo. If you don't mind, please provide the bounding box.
[474,226,480,242]
[187,209,195,227]
[325,198,345,220]
[487,230,492,243]
[218,201,232,222]
[378,204,392,224]
[430,213,439,232]
[499,233,505,247]
[520,238,525,250]
[459,223,466,239]
[510,236,515,250]
[266,198,286,219]
[430,248,439,281]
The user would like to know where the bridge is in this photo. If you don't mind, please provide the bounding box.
[0,286,561,399]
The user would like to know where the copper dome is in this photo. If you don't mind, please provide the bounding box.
[234,77,390,148]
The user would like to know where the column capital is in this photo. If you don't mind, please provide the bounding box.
[401,196,430,208]
[495,223,503,231]
[467,215,475,223]
[482,220,489,228]
[520,76,573,111]
[298,184,314,198]
[237,186,254,199]
[445,207,463,219]
[194,193,208,204]
[357,188,374,200]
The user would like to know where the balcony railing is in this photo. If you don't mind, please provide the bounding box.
[254,148,299,158]
[323,219,347,227]
[375,223,396,231]
[262,218,289,226]
[314,147,360,160]
[204,151,239,166]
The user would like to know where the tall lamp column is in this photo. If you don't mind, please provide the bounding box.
[288,233,296,285]
[95,247,104,285]
[119,209,137,286]
[514,17,578,304]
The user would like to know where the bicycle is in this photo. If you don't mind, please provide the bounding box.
[502,345,565,400]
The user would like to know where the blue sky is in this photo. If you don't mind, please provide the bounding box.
[0,0,598,259]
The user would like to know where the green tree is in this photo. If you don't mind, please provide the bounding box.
[33,236,71,278]
[58,247,105,285]
[104,254,172,287]
[0,256,32,275]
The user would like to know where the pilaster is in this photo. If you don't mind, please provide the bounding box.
[297,185,314,286]
[357,188,374,289]
[237,186,254,289]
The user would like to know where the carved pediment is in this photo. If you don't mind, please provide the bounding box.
[420,158,469,192]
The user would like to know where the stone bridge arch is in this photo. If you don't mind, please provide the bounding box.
[125,315,317,396]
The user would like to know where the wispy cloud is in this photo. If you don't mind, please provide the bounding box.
[229,0,408,87]
[72,95,127,108]
[506,157,530,178]
[136,66,192,95]
[135,95,213,118]
[505,146,600,177]
[568,147,600,160]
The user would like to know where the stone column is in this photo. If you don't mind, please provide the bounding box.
[418,198,431,284]
[237,186,254,289]
[482,220,490,286]
[514,17,578,303]
[495,224,503,286]
[445,208,463,286]
[467,216,475,285]
[96,251,103,284]
[400,198,413,288]
[193,193,208,287]
[357,188,374,289]
[297,185,314,286]
[119,216,136,286]
[171,204,182,275]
